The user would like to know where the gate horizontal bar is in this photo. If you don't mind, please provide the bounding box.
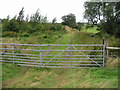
[40,55,103,57]
[41,58,103,60]
[0,52,39,56]
[1,55,103,60]
[1,58,40,62]
[0,60,102,66]
[42,66,101,68]
[1,43,104,46]
[1,52,103,57]
[16,64,101,68]
[41,60,103,63]
[1,55,40,59]
[0,60,39,64]
[0,59,103,63]
[0,48,103,52]
[44,63,102,66]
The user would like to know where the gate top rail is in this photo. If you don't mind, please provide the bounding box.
[0,43,104,46]
[0,48,103,52]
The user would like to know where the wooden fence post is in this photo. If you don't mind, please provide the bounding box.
[103,38,107,67]
[106,39,109,57]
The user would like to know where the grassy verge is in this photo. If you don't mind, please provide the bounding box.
[2,62,118,88]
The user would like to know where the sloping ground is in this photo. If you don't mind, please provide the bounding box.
[2,60,118,88]
[2,29,119,88]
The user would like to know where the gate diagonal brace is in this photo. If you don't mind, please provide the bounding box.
[73,46,102,67]
[42,46,70,66]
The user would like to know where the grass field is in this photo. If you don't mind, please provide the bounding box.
[2,27,119,88]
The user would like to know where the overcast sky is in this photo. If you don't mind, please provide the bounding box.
[0,0,87,23]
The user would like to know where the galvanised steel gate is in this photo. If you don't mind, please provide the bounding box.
[0,43,105,68]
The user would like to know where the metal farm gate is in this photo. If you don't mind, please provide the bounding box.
[0,43,105,68]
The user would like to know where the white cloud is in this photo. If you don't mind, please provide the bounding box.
[0,0,87,22]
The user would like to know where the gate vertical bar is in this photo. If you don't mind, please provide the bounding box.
[102,39,106,67]
[70,36,72,67]
[103,45,105,67]
[106,39,109,57]
[70,44,72,67]
[12,45,14,64]
[39,46,42,67]
[102,39,104,67]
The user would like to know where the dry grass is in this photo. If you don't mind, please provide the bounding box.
[106,57,119,68]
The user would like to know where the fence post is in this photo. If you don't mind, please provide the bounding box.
[40,46,42,67]
[102,38,107,67]
[106,39,109,57]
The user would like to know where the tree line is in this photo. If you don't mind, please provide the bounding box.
[1,7,82,37]
[1,7,66,37]
[2,2,119,38]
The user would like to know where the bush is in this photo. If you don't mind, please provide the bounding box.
[50,25,56,30]
[2,19,19,32]
[20,32,30,37]
[2,31,18,37]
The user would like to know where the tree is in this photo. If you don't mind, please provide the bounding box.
[13,15,17,20]
[84,2,102,25]
[26,14,29,22]
[84,1,120,38]
[17,7,24,21]
[30,9,48,23]
[41,16,48,23]
[52,17,57,23]
[30,14,34,22]
[3,19,19,32]
[7,15,10,20]
[34,9,41,22]
[61,13,76,28]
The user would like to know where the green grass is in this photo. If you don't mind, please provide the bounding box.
[2,64,118,88]
[59,31,72,44]
[2,64,29,81]
[81,26,100,34]
[72,31,102,44]
[2,28,119,88]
